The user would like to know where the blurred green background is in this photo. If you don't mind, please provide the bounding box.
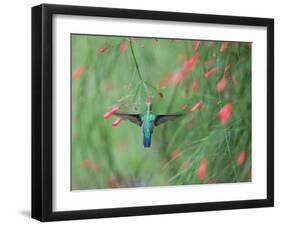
[71,34,252,190]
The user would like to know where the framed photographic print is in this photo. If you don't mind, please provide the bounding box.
[31,4,274,221]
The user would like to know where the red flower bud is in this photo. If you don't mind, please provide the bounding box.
[97,46,108,54]
[72,65,85,80]
[190,100,203,112]
[218,103,233,124]
[197,158,208,180]
[172,54,199,85]
[220,42,229,53]
[171,148,181,159]
[204,67,217,78]
[103,106,119,120]
[119,39,128,53]
[193,40,201,52]
[216,79,227,92]
[112,117,123,127]
[237,150,246,166]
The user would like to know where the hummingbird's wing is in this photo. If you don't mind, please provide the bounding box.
[154,113,183,127]
[113,112,142,126]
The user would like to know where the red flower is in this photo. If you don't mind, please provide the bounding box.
[204,67,217,78]
[119,39,128,53]
[218,103,233,124]
[171,72,183,86]
[224,64,231,78]
[237,150,246,166]
[112,117,123,127]
[190,100,203,112]
[216,79,227,92]
[171,148,181,159]
[103,106,119,119]
[97,46,108,54]
[220,42,229,53]
[72,65,85,80]
[197,158,208,180]
[192,79,200,92]
[172,54,199,85]
[184,53,199,70]
[193,40,201,52]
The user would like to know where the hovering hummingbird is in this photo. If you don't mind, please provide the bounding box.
[114,102,182,148]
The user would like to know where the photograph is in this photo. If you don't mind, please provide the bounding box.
[31,3,274,221]
[71,34,252,190]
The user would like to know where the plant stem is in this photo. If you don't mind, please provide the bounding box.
[129,39,143,81]
[129,39,150,96]
[144,81,159,93]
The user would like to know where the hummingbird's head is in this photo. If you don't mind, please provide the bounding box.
[145,102,152,112]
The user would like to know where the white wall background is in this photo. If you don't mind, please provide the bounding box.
[0,0,278,225]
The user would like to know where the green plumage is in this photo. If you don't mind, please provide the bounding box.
[114,103,182,148]
[141,104,156,147]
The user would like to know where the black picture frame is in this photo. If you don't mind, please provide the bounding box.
[31,4,274,222]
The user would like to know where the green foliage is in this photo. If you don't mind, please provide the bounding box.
[71,35,251,190]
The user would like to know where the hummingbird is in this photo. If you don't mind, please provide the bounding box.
[114,102,182,148]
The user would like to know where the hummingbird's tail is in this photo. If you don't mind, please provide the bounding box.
[143,136,151,148]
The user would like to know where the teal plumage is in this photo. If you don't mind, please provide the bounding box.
[114,103,182,148]
[141,103,156,147]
